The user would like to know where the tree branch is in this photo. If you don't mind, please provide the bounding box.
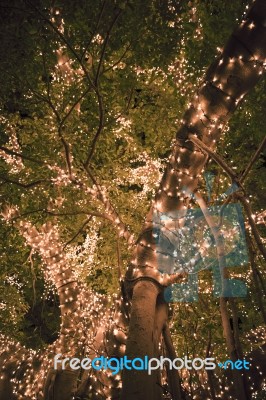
[57,132,73,176]
[94,8,123,85]
[188,134,242,186]
[82,165,135,245]
[0,145,43,165]
[83,89,105,167]
[24,0,96,91]
[63,216,92,248]
[103,44,131,74]
[116,234,122,279]
[60,87,92,128]
[235,192,266,260]
[240,135,266,183]
[84,7,125,166]
[81,0,107,61]
[0,176,49,188]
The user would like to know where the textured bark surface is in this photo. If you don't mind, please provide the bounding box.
[121,280,161,400]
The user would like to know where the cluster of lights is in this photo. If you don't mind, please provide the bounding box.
[0,128,24,174]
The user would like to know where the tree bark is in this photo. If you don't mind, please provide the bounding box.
[247,237,266,323]
[121,280,161,400]
[163,324,183,400]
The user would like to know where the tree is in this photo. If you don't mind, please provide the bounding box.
[0,0,265,399]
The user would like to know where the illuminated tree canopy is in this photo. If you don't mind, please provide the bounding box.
[0,0,265,399]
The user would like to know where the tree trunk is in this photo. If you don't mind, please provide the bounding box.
[163,324,183,400]
[121,280,162,400]
[205,331,216,400]
[123,0,266,397]
[247,236,266,323]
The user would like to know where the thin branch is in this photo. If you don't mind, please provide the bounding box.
[0,146,43,165]
[235,192,266,260]
[103,86,134,129]
[14,63,60,121]
[60,86,92,128]
[82,165,135,245]
[24,0,96,90]
[63,217,92,248]
[116,234,122,279]
[29,86,61,122]
[84,90,105,167]
[240,135,266,183]
[103,44,131,74]
[247,236,266,323]
[29,250,37,306]
[26,1,123,168]
[82,165,103,197]
[47,210,112,221]
[58,87,94,175]
[26,0,109,172]
[194,190,230,295]
[125,87,134,112]
[95,8,123,84]
[10,208,46,221]
[58,132,73,176]
[41,50,53,107]
[189,134,242,186]
[84,8,125,166]
[81,0,107,61]
[10,208,113,222]
[0,176,48,189]
[194,190,248,393]
[229,298,244,358]
[205,330,216,400]
[252,249,266,295]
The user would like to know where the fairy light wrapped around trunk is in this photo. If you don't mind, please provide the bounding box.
[125,0,266,289]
